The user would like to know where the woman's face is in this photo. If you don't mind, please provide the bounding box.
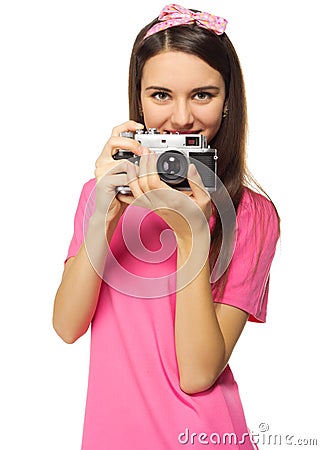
[140,51,226,142]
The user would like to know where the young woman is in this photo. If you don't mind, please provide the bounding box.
[53,5,280,449]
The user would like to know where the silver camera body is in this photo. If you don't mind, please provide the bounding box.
[113,128,218,193]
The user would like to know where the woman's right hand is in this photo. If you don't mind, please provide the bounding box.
[93,120,145,226]
[53,120,146,343]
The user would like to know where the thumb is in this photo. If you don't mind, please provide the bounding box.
[187,164,207,198]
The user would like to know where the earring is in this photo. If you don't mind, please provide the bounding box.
[139,107,144,118]
[223,107,229,119]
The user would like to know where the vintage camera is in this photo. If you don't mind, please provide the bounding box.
[113,128,218,194]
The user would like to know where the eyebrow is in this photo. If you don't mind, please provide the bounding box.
[145,85,221,93]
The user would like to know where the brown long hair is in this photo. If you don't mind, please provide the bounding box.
[127,14,277,294]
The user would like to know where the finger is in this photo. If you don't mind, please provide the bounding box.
[138,148,167,191]
[125,157,145,198]
[187,164,212,221]
[99,136,143,162]
[96,139,142,173]
[187,164,209,200]
[145,151,163,190]
[138,152,150,191]
[95,159,133,182]
[116,193,135,206]
[125,160,139,183]
[104,174,129,191]
[111,120,144,137]
[109,136,144,157]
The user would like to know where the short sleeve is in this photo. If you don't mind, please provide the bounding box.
[65,179,96,262]
[212,188,280,323]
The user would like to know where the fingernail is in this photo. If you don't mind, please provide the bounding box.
[189,163,197,175]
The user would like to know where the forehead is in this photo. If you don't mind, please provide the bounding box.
[141,51,224,88]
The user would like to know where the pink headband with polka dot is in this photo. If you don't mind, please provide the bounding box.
[144,4,228,39]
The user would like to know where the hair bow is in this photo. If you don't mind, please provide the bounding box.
[144,4,227,39]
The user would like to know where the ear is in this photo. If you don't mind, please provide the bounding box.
[223,103,229,119]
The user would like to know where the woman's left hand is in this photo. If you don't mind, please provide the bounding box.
[123,147,212,242]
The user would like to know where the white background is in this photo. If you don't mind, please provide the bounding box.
[0,0,320,449]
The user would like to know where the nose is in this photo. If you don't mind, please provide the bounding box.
[170,99,194,130]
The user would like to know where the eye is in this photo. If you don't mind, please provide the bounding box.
[193,91,213,101]
[151,91,171,102]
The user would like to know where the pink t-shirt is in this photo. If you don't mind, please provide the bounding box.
[66,179,279,449]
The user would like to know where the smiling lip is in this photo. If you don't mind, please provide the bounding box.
[165,130,201,134]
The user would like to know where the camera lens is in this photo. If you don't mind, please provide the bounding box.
[157,150,188,185]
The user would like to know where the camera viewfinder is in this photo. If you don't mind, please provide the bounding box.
[185,137,199,146]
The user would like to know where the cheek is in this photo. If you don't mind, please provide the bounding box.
[207,122,222,142]
[201,106,224,141]
[204,102,224,122]
[142,104,169,128]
